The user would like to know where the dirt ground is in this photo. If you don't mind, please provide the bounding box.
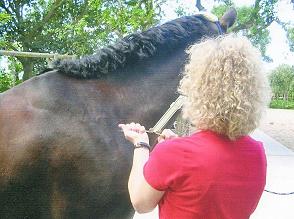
[258,108,294,151]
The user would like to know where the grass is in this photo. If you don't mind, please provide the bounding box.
[270,99,294,109]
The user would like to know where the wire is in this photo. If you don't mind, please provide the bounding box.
[264,189,294,195]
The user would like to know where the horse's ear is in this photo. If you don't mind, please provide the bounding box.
[219,8,237,32]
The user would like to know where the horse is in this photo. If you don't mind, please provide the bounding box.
[0,9,236,219]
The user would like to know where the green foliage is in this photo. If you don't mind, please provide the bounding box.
[8,57,22,72]
[269,63,294,109]
[269,64,294,101]
[0,12,11,48]
[174,0,194,17]
[287,27,294,52]
[7,57,23,80]
[1,0,165,54]
[1,0,292,83]
[248,24,270,57]
[212,0,278,58]
[0,70,14,92]
[0,0,166,80]
[101,0,162,39]
[270,99,294,109]
[212,2,234,20]
[235,6,252,25]
[0,11,11,24]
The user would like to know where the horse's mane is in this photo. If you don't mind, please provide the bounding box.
[52,15,211,79]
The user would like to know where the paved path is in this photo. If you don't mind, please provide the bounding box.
[133,129,294,219]
[250,130,294,219]
[259,109,294,151]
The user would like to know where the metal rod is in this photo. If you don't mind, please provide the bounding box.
[119,129,164,137]
[0,50,76,59]
[146,130,165,137]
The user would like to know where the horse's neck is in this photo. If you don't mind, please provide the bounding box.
[114,49,186,127]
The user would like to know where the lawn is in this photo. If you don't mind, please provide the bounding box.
[270,99,294,109]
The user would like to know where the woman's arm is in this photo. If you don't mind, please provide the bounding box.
[119,123,177,213]
[128,147,164,213]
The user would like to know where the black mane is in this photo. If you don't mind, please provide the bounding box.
[52,15,211,79]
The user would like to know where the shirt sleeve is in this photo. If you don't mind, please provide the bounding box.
[143,139,184,191]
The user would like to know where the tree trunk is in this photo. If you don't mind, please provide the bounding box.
[283,93,287,101]
[19,58,34,81]
[196,0,206,11]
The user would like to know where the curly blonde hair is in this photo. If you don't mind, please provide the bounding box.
[178,34,270,140]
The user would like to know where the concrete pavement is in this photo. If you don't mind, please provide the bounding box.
[251,129,294,219]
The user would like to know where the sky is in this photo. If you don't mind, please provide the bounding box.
[161,0,294,72]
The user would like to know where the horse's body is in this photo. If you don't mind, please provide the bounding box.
[0,11,236,218]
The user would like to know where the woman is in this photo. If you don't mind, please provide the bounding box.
[119,34,270,219]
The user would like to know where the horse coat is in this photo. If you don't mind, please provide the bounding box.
[0,9,236,219]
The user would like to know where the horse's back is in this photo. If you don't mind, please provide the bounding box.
[0,72,133,218]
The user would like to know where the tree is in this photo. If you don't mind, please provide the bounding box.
[269,64,294,101]
[0,0,165,80]
[211,0,278,59]
[176,0,293,61]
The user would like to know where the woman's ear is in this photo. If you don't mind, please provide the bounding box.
[219,8,237,32]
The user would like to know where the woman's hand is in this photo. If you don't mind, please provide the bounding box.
[157,129,178,143]
[118,123,149,145]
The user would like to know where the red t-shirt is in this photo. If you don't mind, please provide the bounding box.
[143,130,267,219]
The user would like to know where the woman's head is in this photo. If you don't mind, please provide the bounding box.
[178,34,270,140]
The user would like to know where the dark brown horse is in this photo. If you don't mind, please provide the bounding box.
[0,9,236,219]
